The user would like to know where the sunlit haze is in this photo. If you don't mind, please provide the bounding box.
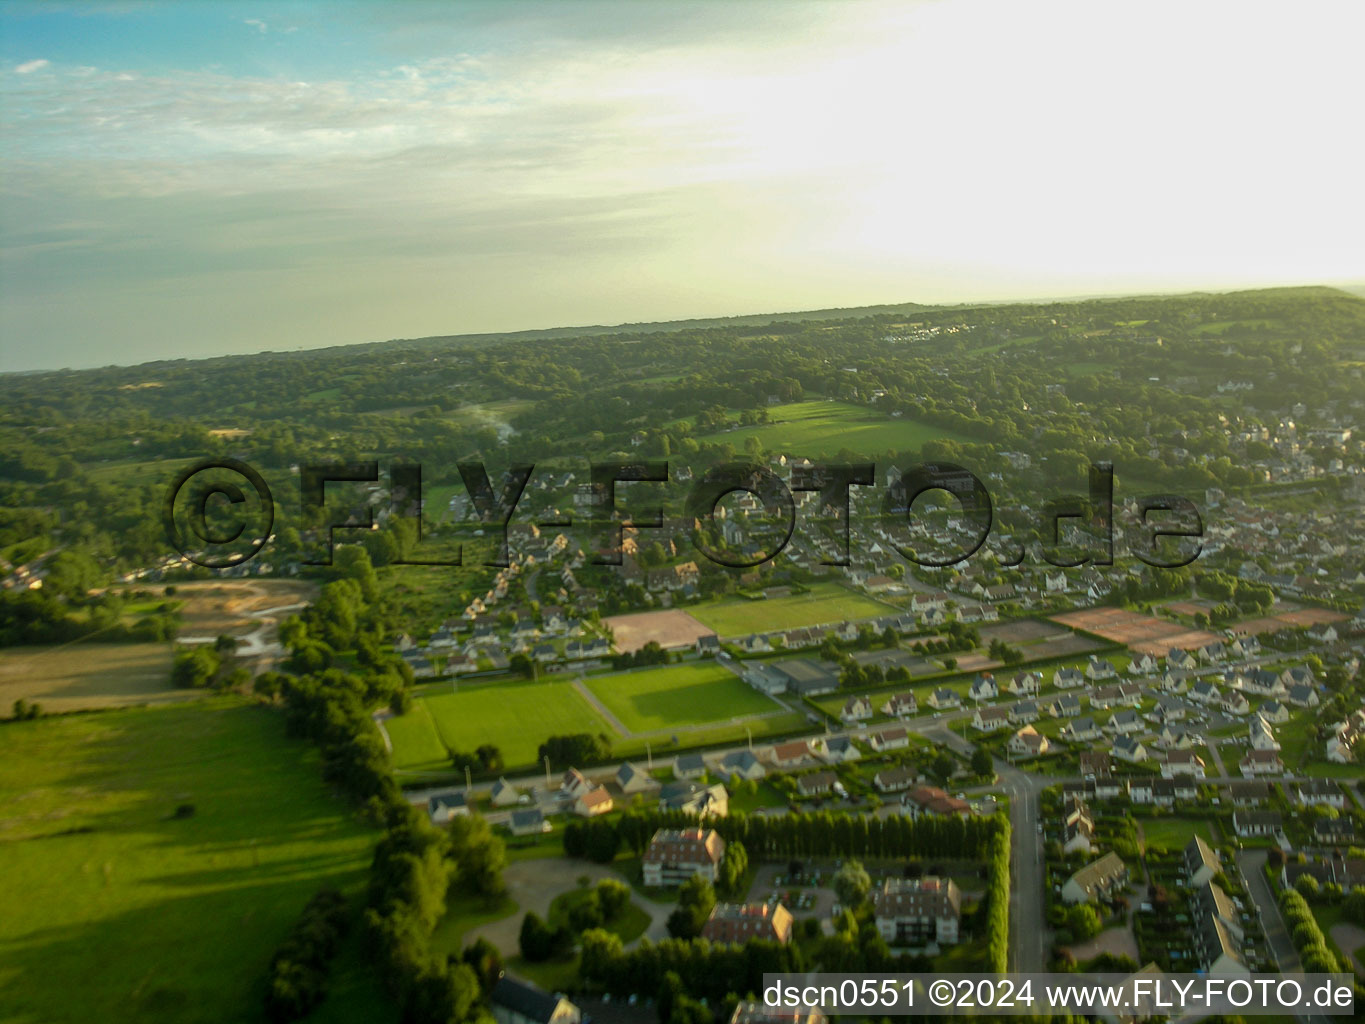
[2,0,1363,371]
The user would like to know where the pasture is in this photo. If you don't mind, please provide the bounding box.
[690,582,891,636]
[584,662,781,732]
[0,642,180,714]
[0,700,383,1024]
[693,400,969,456]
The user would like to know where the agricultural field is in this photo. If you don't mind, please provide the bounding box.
[0,642,181,714]
[693,400,970,456]
[691,582,892,636]
[407,679,615,770]
[583,662,782,732]
[0,700,384,1024]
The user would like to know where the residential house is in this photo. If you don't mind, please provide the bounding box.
[968,673,998,702]
[1161,750,1206,778]
[1295,779,1345,809]
[616,761,656,794]
[1010,700,1039,725]
[1183,836,1222,888]
[971,706,1012,733]
[1239,749,1284,776]
[1062,852,1129,905]
[1054,667,1086,689]
[881,692,918,718]
[491,977,582,1024]
[796,771,838,797]
[823,736,860,763]
[490,777,520,807]
[574,786,614,817]
[1107,709,1143,735]
[1112,735,1147,763]
[1226,781,1271,806]
[719,750,766,781]
[508,807,549,837]
[429,792,469,824]
[868,727,910,752]
[901,785,971,820]
[660,781,729,818]
[873,767,916,793]
[927,688,961,711]
[1048,693,1083,718]
[840,696,873,723]
[1062,716,1101,743]
[1232,810,1282,838]
[1008,725,1049,758]
[674,753,708,780]
[770,740,814,769]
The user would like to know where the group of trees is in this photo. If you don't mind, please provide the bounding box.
[667,875,718,939]
[263,887,351,1022]
[538,732,612,769]
[611,805,1003,862]
[171,635,250,690]
[611,640,670,671]
[1278,888,1341,973]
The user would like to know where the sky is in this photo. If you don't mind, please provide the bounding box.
[2,1,1364,372]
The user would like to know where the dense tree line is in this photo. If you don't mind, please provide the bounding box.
[263,887,351,1023]
[612,806,1004,862]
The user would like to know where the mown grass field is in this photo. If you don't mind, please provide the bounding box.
[1138,816,1215,852]
[583,662,781,732]
[416,679,614,769]
[690,581,892,636]
[693,400,970,456]
[0,699,386,1024]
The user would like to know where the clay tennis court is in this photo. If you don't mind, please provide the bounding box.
[1225,607,1348,636]
[603,608,715,652]
[1049,607,1220,656]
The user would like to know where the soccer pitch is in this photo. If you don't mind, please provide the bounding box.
[583,662,781,732]
[690,582,892,636]
[415,679,615,769]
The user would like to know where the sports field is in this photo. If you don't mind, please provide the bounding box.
[694,400,969,456]
[413,679,614,769]
[691,582,892,636]
[0,699,384,1024]
[584,662,781,732]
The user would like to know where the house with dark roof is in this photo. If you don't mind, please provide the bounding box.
[1062,852,1128,905]
[491,978,582,1024]
[1183,836,1222,888]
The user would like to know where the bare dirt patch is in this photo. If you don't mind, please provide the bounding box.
[603,609,714,652]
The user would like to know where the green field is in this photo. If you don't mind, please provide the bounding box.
[1139,817,1215,852]
[690,581,892,636]
[694,400,970,456]
[0,700,385,1024]
[414,679,614,769]
[584,662,780,732]
[384,699,451,768]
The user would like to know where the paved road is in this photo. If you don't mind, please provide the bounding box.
[997,759,1050,973]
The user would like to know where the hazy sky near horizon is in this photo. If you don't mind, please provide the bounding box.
[3,1,1363,372]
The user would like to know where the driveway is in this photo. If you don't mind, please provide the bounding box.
[1236,849,1300,972]
[464,858,674,955]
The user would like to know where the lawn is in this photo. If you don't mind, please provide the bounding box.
[693,400,971,457]
[0,699,385,1024]
[1139,817,1214,853]
[691,582,892,636]
[584,663,781,732]
[415,679,615,770]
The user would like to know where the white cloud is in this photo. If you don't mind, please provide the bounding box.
[14,59,49,74]
[244,18,267,34]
